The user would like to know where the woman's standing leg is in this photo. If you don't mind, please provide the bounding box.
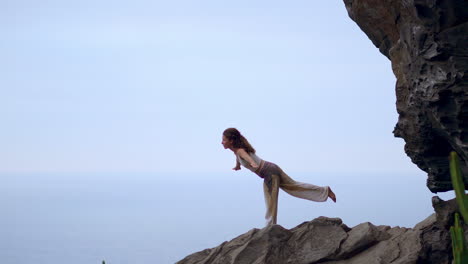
[263,174,280,226]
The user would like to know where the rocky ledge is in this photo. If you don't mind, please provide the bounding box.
[177,197,463,264]
[343,0,468,192]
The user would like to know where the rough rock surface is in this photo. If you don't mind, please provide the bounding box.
[343,0,468,192]
[177,197,464,264]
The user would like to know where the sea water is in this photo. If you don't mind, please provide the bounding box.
[0,172,454,264]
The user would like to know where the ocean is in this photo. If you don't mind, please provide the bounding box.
[0,172,454,264]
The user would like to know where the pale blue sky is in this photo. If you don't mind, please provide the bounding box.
[1,0,416,175]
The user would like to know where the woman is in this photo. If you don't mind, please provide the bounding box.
[222,128,336,226]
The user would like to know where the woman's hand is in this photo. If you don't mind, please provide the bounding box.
[250,163,259,170]
[233,166,241,171]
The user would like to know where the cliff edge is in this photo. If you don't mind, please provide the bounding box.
[177,197,461,264]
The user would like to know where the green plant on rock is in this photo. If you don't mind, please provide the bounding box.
[449,151,468,264]
[450,151,468,221]
[450,213,468,264]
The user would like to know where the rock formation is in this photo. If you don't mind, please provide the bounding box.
[177,197,462,264]
[343,0,468,192]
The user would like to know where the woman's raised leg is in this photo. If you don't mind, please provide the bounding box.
[279,171,330,202]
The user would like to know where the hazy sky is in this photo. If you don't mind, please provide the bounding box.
[0,0,418,175]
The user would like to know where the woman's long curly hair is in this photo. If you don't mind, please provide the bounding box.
[223,128,256,153]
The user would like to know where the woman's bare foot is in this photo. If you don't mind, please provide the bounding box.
[328,187,336,203]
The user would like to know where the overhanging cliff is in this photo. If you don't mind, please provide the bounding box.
[343,0,468,192]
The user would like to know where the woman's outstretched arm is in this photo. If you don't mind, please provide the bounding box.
[233,159,241,171]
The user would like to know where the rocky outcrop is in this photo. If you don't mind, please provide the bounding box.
[343,0,468,192]
[177,197,462,264]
